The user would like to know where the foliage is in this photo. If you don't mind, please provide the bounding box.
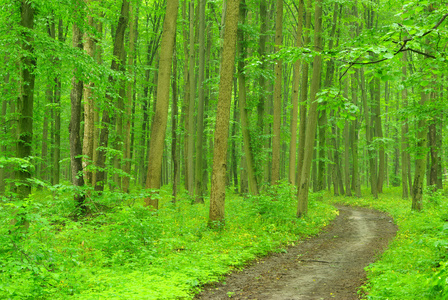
[324,187,448,299]
[0,185,337,299]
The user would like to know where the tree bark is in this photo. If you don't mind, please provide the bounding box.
[296,0,311,187]
[16,1,36,199]
[237,0,258,195]
[69,19,86,215]
[95,0,130,192]
[144,0,179,209]
[411,91,429,211]
[194,0,206,203]
[288,0,304,185]
[297,0,323,217]
[208,0,240,227]
[82,0,96,187]
[122,6,138,193]
[271,0,283,185]
[186,0,195,196]
[401,52,410,199]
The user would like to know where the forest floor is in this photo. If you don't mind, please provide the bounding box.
[195,205,398,300]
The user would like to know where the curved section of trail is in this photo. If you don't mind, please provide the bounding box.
[196,205,397,300]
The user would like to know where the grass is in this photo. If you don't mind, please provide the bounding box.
[0,181,337,299]
[2,183,447,299]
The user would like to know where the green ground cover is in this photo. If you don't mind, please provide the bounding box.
[326,187,448,299]
[0,182,337,299]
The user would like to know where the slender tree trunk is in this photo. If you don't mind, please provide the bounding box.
[374,78,385,193]
[69,19,86,215]
[289,0,304,185]
[257,0,267,185]
[359,68,378,198]
[95,0,130,192]
[194,0,206,203]
[344,80,352,196]
[401,52,410,199]
[237,0,258,195]
[208,0,240,227]
[271,0,283,185]
[0,95,7,195]
[297,0,323,217]
[16,1,36,199]
[350,74,361,197]
[172,50,179,201]
[144,0,179,209]
[296,0,311,187]
[122,6,138,193]
[412,91,429,211]
[186,0,195,196]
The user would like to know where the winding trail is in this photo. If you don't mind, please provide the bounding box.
[196,205,397,300]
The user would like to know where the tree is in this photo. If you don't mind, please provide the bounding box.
[208,0,240,227]
[144,0,179,209]
[237,0,258,196]
[297,0,323,217]
[69,4,86,215]
[16,0,36,199]
[271,0,283,185]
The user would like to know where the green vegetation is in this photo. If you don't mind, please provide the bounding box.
[0,182,337,299]
[326,187,448,299]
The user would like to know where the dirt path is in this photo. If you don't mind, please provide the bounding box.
[196,205,397,300]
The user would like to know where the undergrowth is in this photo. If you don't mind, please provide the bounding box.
[325,186,448,300]
[0,181,337,299]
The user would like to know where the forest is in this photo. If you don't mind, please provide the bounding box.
[1,0,447,298]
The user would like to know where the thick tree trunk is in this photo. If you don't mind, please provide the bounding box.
[297,0,323,217]
[208,0,240,227]
[144,0,179,209]
[69,20,86,215]
[16,1,36,199]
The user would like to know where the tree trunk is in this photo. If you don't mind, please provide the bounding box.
[374,78,385,193]
[289,0,304,185]
[297,0,323,217]
[69,19,86,215]
[194,0,206,203]
[186,0,195,196]
[122,6,138,193]
[95,0,130,192]
[296,0,311,187]
[271,0,283,185]
[172,50,180,201]
[350,74,361,197]
[411,91,429,211]
[401,52,410,199]
[16,1,36,199]
[208,0,240,227]
[359,68,378,198]
[237,0,258,195]
[144,0,179,209]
